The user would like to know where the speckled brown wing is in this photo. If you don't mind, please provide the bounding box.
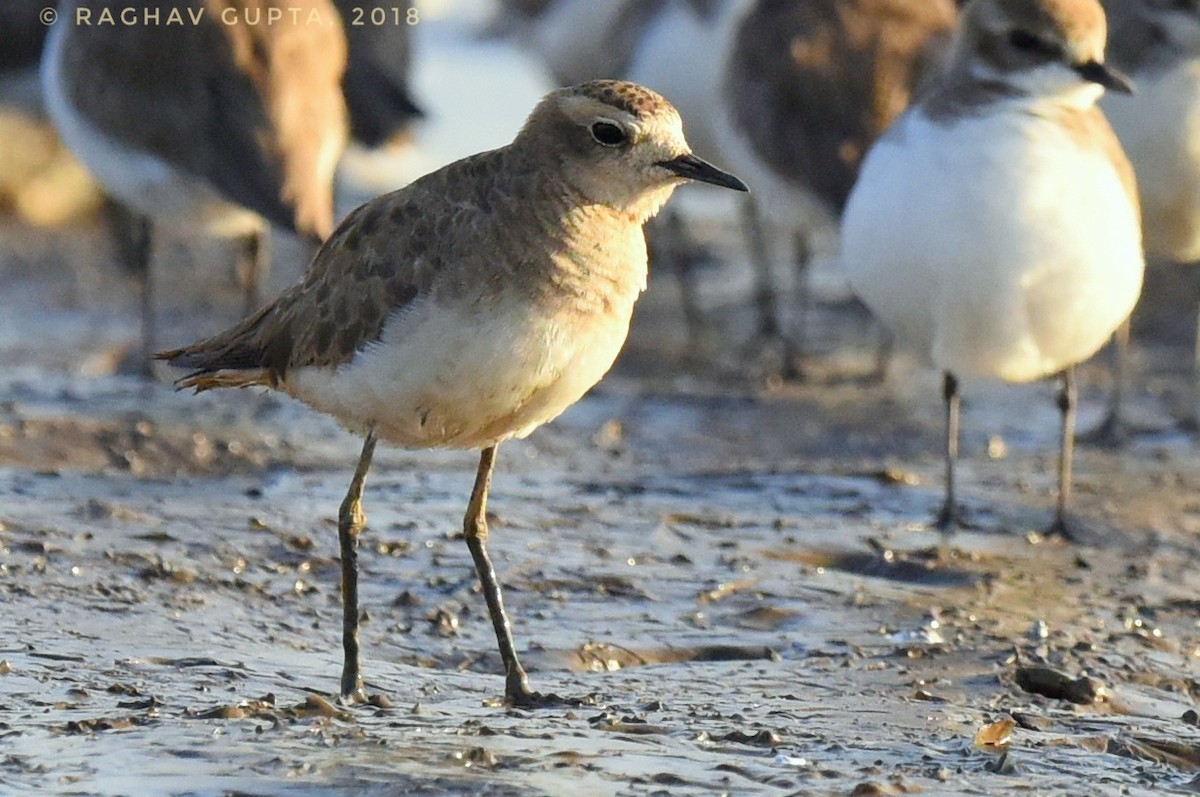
[726,0,957,211]
[61,0,346,239]
[157,149,510,387]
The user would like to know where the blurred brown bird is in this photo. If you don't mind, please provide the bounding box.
[42,0,348,371]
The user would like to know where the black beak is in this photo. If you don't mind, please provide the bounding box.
[1074,60,1134,95]
[659,154,749,192]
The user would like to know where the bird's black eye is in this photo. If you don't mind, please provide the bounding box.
[1008,29,1060,58]
[589,120,628,148]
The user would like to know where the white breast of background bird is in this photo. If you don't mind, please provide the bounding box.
[1104,59,1200,262]
[844,83,1143,384]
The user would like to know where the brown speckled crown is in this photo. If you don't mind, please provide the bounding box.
[570,79,671,119]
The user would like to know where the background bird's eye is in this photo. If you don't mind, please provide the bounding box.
[1008,29,1059,57]
[589,121,628,147]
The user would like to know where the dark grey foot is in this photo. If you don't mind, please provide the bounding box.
[507,685,598,710]
[1043,513,1087,543]
[334,686,391,709]
[115,343,156,379]
[933,501,963,533]
[1079,411,1128,448]
[504,668,598,709]
[741,330,805,383]
[338,686,366,706]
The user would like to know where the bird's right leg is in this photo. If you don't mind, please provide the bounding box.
[1081,319,1131,446]
[235,228,270,316]
[461,445,536,705]
[107,200,154,376]
[338,429,378,703]
[1187,303,1200,433]
[934,371,962,531]
[653,207,715,359]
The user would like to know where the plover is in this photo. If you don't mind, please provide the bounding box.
[332,0,424,148]
[157,80,748,706]
[842,0,1144,535]
[710,0,958,375]
[41,0,348,368]
[1093,0,1200,436]
[504,0,957,378]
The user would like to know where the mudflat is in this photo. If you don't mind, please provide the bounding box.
[1,214,1199,796]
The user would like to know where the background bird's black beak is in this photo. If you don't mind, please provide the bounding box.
[1074,60,1134,94]
[659,154,749,192]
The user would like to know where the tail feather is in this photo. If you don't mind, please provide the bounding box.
[172,369,270,392]
[154,302,284,391]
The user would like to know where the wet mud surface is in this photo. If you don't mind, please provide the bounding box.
[3,216,1200,796]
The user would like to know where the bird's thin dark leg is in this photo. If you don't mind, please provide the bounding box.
[338,429,377,702]
[236,229,270,315]
[108,202,154,375]
[786,229,811,380]
[657,209,707,349]
[1047,368,1078,539]
[1082,319,1130,446]
[1188,303,1200,432]
[741,193,780,341]
[462,445,540,705]
[871,324,894,384]
[934,371,961,531]
[132,218,154,370]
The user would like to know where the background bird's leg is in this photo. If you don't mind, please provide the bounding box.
[786,229,812,379]
[107,201,154,376]
[871,324,894,384]
[935,371,960,531]
[1189,303,1200,432]
[1048,368,1078,539]
[235,229,270,316]
[742,194,780,341]
[653,208,711,357]
[338,429,377,702]
[1082,320,1130,446]
[462,445,538,706]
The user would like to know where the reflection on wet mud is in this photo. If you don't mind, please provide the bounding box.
[766,545,983,588]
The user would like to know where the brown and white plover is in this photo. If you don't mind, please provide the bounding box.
[709,0,958,376]
[502,0,957,378]
[842,0,1144,536]
[41,0,348,368]
[158,80,748,706]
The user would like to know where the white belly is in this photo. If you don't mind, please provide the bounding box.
[1103,60,1200,263]
[286,293,635,450]
[40,21,263,238]
[842,105,1144,383]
